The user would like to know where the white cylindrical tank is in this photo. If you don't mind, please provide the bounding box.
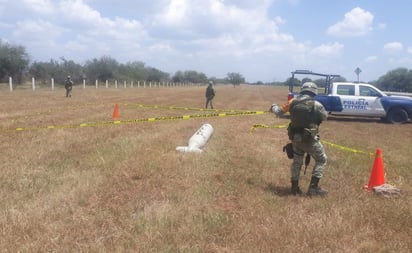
[176,123,214,153]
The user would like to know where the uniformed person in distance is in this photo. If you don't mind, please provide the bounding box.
[205,81,216,109]
[270,82,328,197]
[65,75,73,97]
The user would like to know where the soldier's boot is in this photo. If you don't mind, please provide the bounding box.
[307,176,328,197]
[291,180,303,196]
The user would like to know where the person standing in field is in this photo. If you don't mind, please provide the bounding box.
[205,81,215,109]
[65,76,73,98]
[270,82,328,197]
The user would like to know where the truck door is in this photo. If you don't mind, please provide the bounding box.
[357,85,386,117]
[335,84,366,116]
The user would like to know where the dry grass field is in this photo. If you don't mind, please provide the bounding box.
[0,84,411,252]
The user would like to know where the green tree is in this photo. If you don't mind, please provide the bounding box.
[84,56,119,82]
[375,68,412,92]
[146,67,169,82]
[119,61,148,81]
[285,77,301,87]
[172,71,184,83]
[226,72,245,87]
[0,41,30,83]
[172,70,207,83]
[29,62,48,83]
[59,57,83,83]
[184,70,207,83]
[29,58,83,84]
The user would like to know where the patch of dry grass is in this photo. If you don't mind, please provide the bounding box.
[0,84,411,252]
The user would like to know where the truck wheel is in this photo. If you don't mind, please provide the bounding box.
[387,108,408,124]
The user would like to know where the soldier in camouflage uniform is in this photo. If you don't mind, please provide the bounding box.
[65,76,73,98]
[270,82,328,197]
[205,81,216,109]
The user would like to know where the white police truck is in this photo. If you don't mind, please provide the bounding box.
[288,70,412,124]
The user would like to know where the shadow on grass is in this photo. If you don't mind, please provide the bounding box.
[265,183,292,197]
[323,116,411,124]
[246,178,293,197]
[327,116,387,123]
[282,114,411,124]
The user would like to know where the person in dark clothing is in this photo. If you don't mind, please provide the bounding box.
[205,81,215,109]
[65,76,73,97]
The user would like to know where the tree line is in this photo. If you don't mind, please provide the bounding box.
[0,41,411,91]
[0,41,245,87]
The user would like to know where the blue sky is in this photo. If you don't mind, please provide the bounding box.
[1,0,411,83]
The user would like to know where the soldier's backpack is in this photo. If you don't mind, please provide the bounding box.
[289,97,315,129]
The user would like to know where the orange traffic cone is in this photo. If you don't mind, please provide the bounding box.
[364,148,385,191]
[112,103,119,120]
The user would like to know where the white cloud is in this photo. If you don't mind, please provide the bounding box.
[0,21,13,30]
[58,0,108,27]
[273,16,286,26]
[149,43,174,53]
[309,42,344,58]
[13,20,63,40]
[23,0,55,14]
[365,56,377,63]
[159,0,188,26]
[383,42,403,53]
[0,0,308,80]
[146,0,299,66]
[151,0,277,39]
[3,0,408,82]
[327,7,374,37]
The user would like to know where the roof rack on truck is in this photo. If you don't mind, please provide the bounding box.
[289,70,340,96]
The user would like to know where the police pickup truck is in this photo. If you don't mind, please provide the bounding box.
[288,70,412,124]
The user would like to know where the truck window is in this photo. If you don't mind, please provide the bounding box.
[359,86,379,97]
[337,84,355,96]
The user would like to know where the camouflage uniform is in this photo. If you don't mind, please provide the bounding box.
[205,81,215,109]
[289,95,328,182]
[65,76,73,97]
[271,82,328,196]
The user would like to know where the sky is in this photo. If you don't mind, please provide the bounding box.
[1,0,411,83]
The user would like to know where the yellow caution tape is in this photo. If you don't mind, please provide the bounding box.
[123,103,270,114]
[1,110,267,133]
[322,140,373,156]
[6,103,268,122]
[249,123,289,133]
[250,123,373,156]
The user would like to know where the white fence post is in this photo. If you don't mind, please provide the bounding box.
[32,77,35,91]
[95,80,98,88]
[83,79,86,89]
[9,77,12,91]
[106,80,108,88]
[115,80,118,88]
[51,78,54,90]
[124,81,126,88]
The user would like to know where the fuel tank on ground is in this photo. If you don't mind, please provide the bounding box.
[176,123,214,153]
